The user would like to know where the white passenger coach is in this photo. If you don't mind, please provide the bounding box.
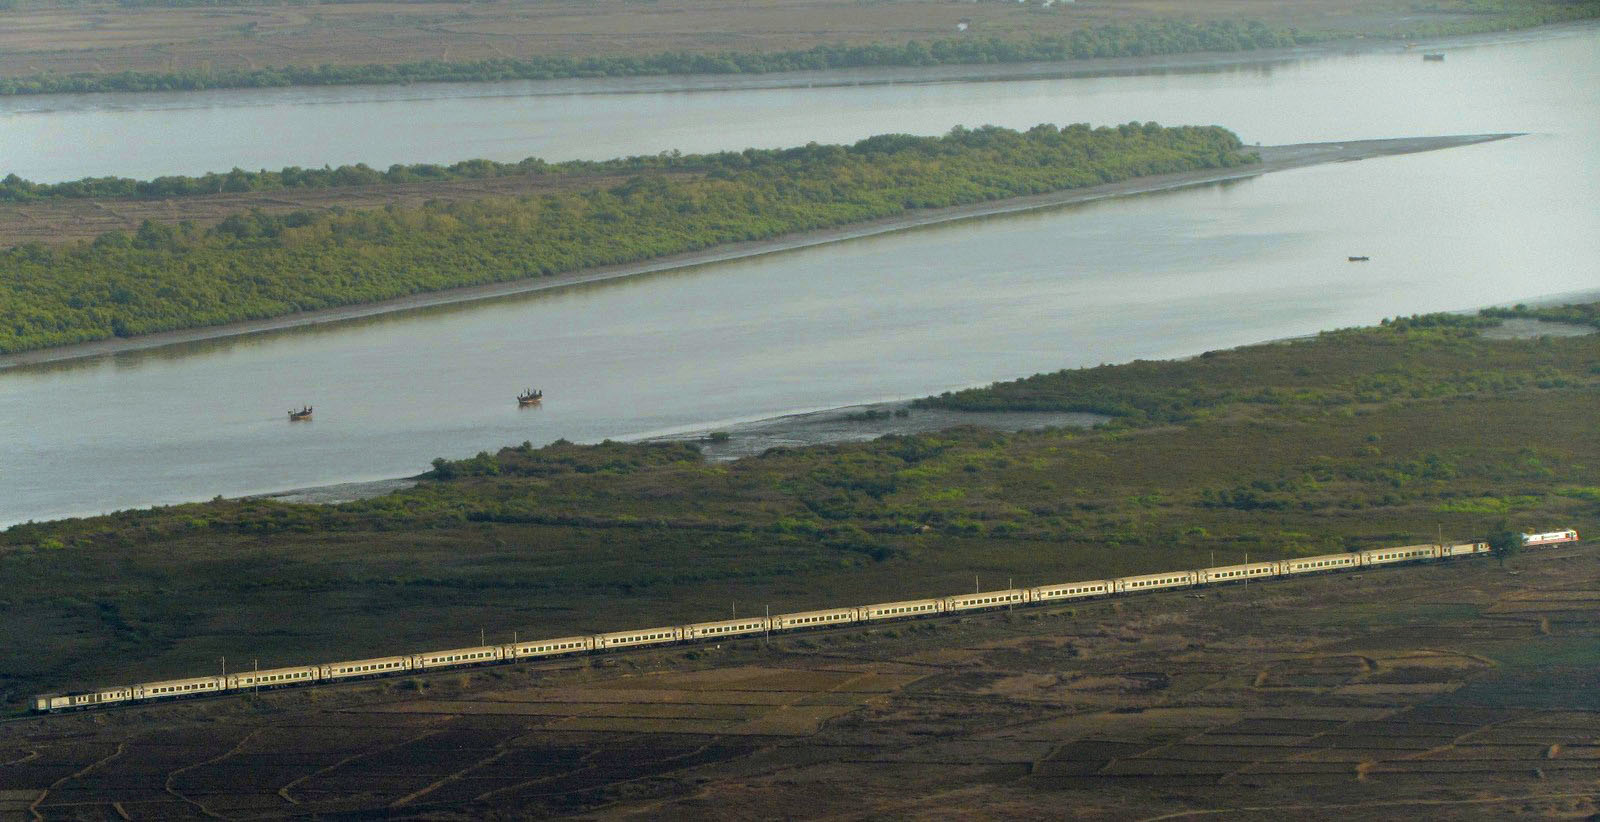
[685,618,769,640]
[32,528,1579,713]
[416,645,504,670]
[230,665,318,690]
[511,636,593,659]
[1033,580,1111,601]
[1196,561,1277,585]
[1361,543,1439,566]
[947,589,1027,612]
[770,607,858,630]
[595,626,682,649]
[863,598,944,621]
[1282,553,1358,574]
[1115,571,1197,593]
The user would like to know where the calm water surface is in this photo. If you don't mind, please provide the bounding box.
[0,29,1593,181]
[1,33,1597,525]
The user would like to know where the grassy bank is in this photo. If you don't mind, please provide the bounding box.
[2,306,1595,706]
[0,123,1252,355]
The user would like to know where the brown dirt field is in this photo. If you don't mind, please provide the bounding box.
[0,0,1473,82]
[2,545,1597,818]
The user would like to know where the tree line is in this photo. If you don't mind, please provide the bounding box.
[0,147,779,203]
[7,157,586,202]
[0,122,1254,354]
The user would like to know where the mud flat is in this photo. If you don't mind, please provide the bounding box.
[247,406,1108,504]
[0,133,1517,374]
[649,404,1109,460]
[246,477,420,506]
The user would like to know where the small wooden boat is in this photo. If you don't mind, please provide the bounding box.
[288,405,313,421]
[1423,53,1444,62]
[1348,256,1370,262]
[517,389,543,406]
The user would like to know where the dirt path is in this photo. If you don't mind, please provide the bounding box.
[0,133,1516,374]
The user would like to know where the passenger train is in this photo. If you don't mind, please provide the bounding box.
[31,529,1579,713]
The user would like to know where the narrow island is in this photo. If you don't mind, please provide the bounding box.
[0,127,1513,368]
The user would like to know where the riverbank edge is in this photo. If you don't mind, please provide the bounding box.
[3,17,1596,101]
[0,133,1515,373]
[248,404,1111,505]
[247,309,1597,507]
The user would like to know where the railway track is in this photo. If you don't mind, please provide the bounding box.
[10,536,1585,723]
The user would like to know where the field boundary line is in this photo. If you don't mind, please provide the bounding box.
[30,740,127,822]
[471,747,604,803]
[3,749,39,766]
[1223,706,1404,784]
[1397,709,1534,765]
[275,721,450,806]
[164,726,266,818]
[389,738,517,808]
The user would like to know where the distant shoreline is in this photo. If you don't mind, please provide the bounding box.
[0,133,1515,374]
[4,18,1595,103]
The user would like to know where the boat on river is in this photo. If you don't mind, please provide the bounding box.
[288,406,313,421]
[1348,256,1370,262]
[517,389,543,406]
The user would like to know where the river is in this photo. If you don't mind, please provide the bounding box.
[1,30,1597,526]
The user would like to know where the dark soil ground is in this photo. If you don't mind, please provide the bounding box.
[3,543,1595,819]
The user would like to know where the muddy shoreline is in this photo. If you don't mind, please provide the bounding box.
[650,404,1110,460]
[0,133,1515,373]
[252,404,1110,504]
